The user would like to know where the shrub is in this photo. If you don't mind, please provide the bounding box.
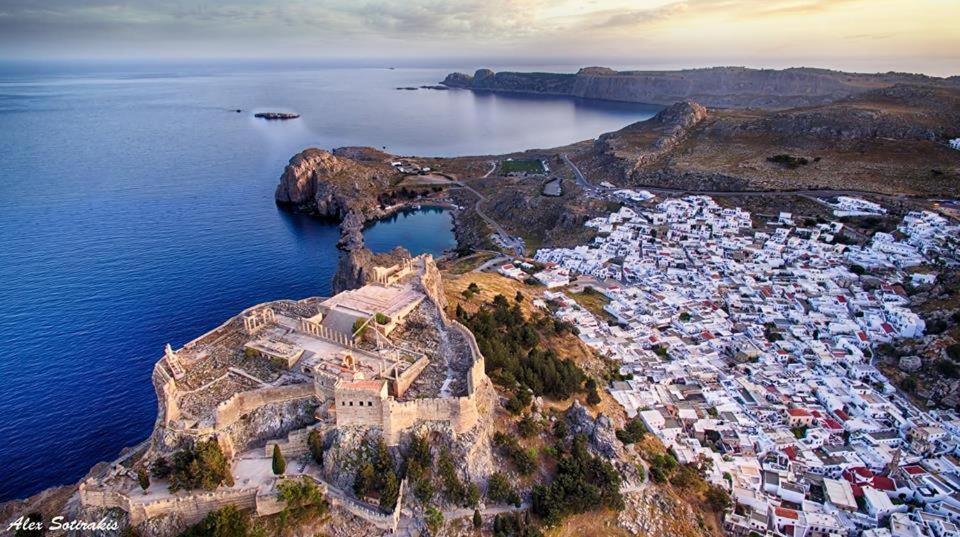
[179,506,255,537]
[767,154,810,168]
[425,506,444,536]
[375,312,390,325]
[901,376,918,393]
[167,439,233,492]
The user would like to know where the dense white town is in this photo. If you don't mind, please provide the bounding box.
[520,194,960,537]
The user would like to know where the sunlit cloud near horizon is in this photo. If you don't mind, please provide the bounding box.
[1,0,958,75]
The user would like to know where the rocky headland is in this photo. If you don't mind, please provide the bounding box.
[442,66,960,109]
[254,112,300,120]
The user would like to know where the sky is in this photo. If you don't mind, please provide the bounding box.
[1,0,958,75]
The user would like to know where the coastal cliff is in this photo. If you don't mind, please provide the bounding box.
[442,66,960,109]
[276,147,419,293]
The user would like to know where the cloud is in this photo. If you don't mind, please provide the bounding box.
[586,2,690,30]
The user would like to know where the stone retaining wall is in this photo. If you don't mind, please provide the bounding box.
[215,384,315,430]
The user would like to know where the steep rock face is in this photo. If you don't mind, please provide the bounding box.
[595,101,708,174]
[442,66,960,109]
[274,148,388,219]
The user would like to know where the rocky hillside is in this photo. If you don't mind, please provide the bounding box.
[442,66,960,109]
[575,85,960,196]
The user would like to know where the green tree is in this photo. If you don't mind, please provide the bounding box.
[380,471,400,512]
[151,456,171,479]
[515,291,524,303]
[616,417,648,445]
[705,484,732,512]
[586,378,602,406]
[354,462,376,498]
[276,477,329,527]
[473,509,483,529]
[466,482,481,508]
[272,444,286,476]
[137,467,150,493]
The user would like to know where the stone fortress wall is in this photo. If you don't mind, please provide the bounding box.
[79,483,262,526]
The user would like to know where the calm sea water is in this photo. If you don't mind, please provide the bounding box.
[0,61,658,501]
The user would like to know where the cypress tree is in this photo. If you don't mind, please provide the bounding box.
[473,509,482,529]
[272,444,286,475]
[137,467,150,493]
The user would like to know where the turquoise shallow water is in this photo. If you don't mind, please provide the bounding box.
[0,61,659,501]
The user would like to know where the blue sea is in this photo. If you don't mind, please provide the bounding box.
[0,61,659,501]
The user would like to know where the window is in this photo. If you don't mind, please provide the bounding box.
[349,401,353,406]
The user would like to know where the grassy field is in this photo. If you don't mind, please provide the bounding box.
[439,251,499,275]
[570,288,614,321]
[502,159,545,174]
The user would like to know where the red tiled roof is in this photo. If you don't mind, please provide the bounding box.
[774,507,799,520]
[903,465,926,475]
[787,408,812,417]
[872,476,896,491]
[881,323,895,334]
[834,409,850,421]
[701,331,715,340]
[783,445,798,461]
[823,418,843,431]
[857,331,868,342]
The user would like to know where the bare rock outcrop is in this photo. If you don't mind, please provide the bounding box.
[565,399,623,459]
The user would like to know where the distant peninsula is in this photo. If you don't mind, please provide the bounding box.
[441,66,960,109]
